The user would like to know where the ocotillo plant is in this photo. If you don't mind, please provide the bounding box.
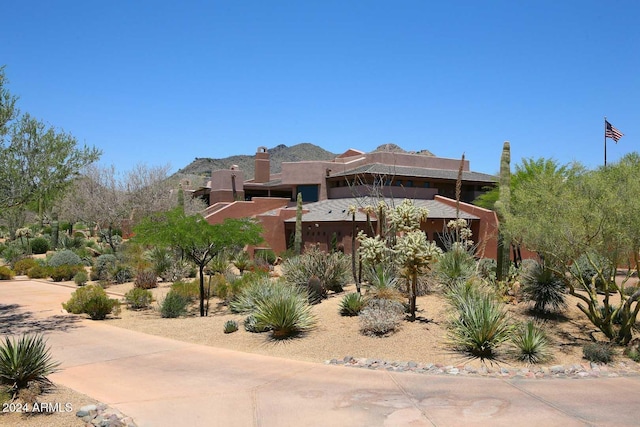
[495,141,511,282]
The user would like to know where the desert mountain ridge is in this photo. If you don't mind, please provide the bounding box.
[175,143,435,181]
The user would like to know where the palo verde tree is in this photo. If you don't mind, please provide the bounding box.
[0,67,101,231]
[134,209,262,316]
[506,154,640,344]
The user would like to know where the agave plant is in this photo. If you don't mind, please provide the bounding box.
[0,335,60,398]
[521,261,567,313]
[511,321,551,364]
[339,292,365,316]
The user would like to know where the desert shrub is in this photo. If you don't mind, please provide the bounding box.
[520,261,567,313]
[207,252,230,275]
[511,321,551,364]
[50,265,83,282]
[570,252,615,292]
[436,248,476,288]
[124,288,153,310]
[112,265,134,284]
[365,265,405,303]
[92,254,117,281]
[252,285,316,339]
[255,248,277,265]
[62,285,120,320]
[282,247,350,292]
[244,314,270,333]
[73,270,89,286]
[476,258,496,280]
[27,265,51,279]
[48,249,82,267]
[134,269,158,289]
[223,320,239,334]
[232,251,251,274]
[624,341,640,362]
[29,237,50,255]
[339,293,365,316]
[13,258,39,275]
[447,288,513,361]
[171,280,203,303]
[161,259,191,283]
[583,342,614,363]
[223,270,269,302]
[359,298,404,336]
[159,290,190,318]
[305,275,326,304]
[0,266,15,280]
[147,246,173,278]
[0,334,60,398]
[624,286,639,297]
[2,244,25,265]
[230,279,292,314]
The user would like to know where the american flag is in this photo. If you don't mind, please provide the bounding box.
[605,120,623,142]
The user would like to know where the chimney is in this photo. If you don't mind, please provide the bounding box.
[254,146,270,183]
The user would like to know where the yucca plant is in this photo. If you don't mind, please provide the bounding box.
[448,290,513,361]
[232,251,251,275]
[436,248,476,288]
[521,261,567,313]
[339,292,365,316]
[229,279,291,314]
[0,335,60,398]
[511,321,551,364]
[252,286,316,339]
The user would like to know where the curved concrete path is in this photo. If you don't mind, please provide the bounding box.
[1,280,639,427]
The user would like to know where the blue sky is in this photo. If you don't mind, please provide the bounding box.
[2,1,638,175]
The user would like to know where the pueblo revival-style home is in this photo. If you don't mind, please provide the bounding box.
[198,146,501,259]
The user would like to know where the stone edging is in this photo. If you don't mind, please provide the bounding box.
[76,403,137,427]
[325,356,640,379]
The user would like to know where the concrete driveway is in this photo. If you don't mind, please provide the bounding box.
[1,280,639,427]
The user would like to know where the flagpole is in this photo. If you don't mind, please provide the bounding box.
[604,117,607,167]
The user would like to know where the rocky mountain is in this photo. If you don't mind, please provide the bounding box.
[175,143,337,180]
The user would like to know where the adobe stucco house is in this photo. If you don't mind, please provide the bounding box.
[200,146,501,259]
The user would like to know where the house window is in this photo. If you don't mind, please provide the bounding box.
[423,182,430,188]
[296,185,319,202]
[405,180,413,187]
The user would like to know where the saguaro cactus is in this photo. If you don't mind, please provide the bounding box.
[495,141,511,282]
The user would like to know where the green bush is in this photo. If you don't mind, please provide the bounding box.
[252,285,316,339]
[62,285,121,320]
[339,293,365,316]
[223,320,239,334]
[583,342,614,363]
[511,321,551,364]
[13,258,39,275]
[520,261,567,313]
[48,250,82,267]
[26,265,51,279]
[170,280,203,303]
[255,248,277,265]
[282,247,350,292]
[124,288,153,310]
[134,269,158,289]
[359,298,404,336]
[73,270,89,286]
[447,287,513,361]
[112,265,134,284]
[0,266,15,280]
[0,334,60,398]
[1,244,25,265]
[159,290,190,318]
[30,237,50,255]
[50,265,83,282]
[92,254,117,281]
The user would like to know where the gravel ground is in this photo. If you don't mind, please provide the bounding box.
[0,385,96,427]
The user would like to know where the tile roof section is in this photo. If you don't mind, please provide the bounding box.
[283,197,479,223]
[331,163,497,183]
